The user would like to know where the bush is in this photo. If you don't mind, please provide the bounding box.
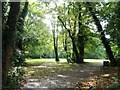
[107,82,120,90]
[5,67,25,89]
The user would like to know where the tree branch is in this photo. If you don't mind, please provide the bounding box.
[57,16,73,39]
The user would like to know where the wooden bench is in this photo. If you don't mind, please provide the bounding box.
[103,61,109,67]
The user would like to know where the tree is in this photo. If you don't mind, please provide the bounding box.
[106,2,120,61]
[61,2,69,62]
[77,2,84,63]
[23,2,53,58]
[58,2,85,63]
[86,2,116,65]
[51,21,59,62]
[2,2,21,87]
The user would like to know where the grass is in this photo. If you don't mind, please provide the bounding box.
[25,58,97,79]
[25,58,67,66]
[25,58,108,66]
[25,58,109,79]
[24,58,118,89]
[25,58,79,79]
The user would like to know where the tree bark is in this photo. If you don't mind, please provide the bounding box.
[71,38,81,63]
[77,3,84,63]
[2,2,20,87]
[52,23,59,62]
[64,33,69,62]
[62,3,69,62]
[87,2,116,65]
[54,46,59,62]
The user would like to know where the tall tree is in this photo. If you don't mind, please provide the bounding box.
[106,2,120,61]
[77,2,84,63]
[62,3,69,62]
[58,15,80,63]
[58,2,85,63]
[51,21,59,62]
[2,2,21,86]
[86,2,116,65]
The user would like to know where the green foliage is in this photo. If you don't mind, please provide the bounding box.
[22,2,54,58]
[6,67,25,88]
[105,2,120,60]
[85,36,106,59]
[107,82,120,90]
[3,2,120,89]
[2,2,10,30]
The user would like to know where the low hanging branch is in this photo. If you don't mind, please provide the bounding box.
[58,16,67,29]
[58,16,73,40]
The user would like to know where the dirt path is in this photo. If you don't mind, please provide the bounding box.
[21,62,118,90]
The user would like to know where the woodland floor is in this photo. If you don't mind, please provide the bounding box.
[21,59,119,90]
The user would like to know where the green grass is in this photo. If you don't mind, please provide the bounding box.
[25,58,108,79]
[25,58,108,66]
[25,58,67,66]
[25,58,79,79]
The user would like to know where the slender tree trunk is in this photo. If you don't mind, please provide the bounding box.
[2,2,20,87]
[62,3,69,62]
[64,33,69,62]
[87,2,116,65]
[52,23,59,62]
[62,25,69,62]
[54,46,59,62]
[56,23,59,62]
[77,3,84,63]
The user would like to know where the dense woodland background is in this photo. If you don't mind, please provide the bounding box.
[2,1,120,89]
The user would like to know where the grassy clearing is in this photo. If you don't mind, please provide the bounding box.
[27,64,79,79]
[25,59,79,79]
[25,58,108,79]
[25,58,67,66]
[25,58,107,66]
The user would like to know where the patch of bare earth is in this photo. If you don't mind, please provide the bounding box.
[21,62,119,90]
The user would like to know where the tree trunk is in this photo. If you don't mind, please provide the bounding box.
[71,38,81,63]
[2,2,20,87]
[54,46,59,62]
[77,3,84,63]
[62,28,69,62]
[77,35,84,63]
[64,33,69,62]
[87,2,116,65]
[62,3,69,62]
[52,23,59,62]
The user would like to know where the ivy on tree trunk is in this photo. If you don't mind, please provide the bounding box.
[2,2,21,87]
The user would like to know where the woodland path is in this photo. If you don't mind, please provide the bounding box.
[22,60,118,90]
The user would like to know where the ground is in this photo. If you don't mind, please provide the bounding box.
[21,59,119,90]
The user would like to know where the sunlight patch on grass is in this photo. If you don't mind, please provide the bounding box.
[25,61,78,79]
[25,58,67,66]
